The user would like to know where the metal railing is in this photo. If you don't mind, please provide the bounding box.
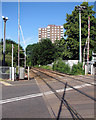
[0,66,10,79]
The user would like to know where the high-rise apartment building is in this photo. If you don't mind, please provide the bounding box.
[38,25,64,43]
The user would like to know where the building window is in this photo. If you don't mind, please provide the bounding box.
[39,28,41,30]
[60,26,63,28]
[47,26,50,28]
[47,29,50,32]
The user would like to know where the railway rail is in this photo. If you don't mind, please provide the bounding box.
[30,69,84,119]
[32,67,96,101]
[30,67,95,119]
[34,67,95,86]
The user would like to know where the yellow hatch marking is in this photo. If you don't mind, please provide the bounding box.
[0,81,12,86]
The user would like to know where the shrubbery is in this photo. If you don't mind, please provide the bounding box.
[52,59,70,74]
[34,59,85,75]
[71,63,84,75]
[52,59,84,75]
[34,65,52,70]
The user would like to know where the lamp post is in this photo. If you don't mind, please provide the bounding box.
[2,16,8,66]
[75,6,86,63]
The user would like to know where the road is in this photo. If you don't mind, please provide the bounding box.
[0,71,95,119]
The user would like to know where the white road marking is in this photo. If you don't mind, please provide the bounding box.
[0,82,94,104]
[34,78,39,85]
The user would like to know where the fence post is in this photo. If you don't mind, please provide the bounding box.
[14,67,16,80]
[28,66,29,80]
[12,67,14,81]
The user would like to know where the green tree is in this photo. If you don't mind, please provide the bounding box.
[26,39,57,66]
[37,39,56,65]
[26,44,37,66]
[54,38,73,60]
[1,39,24,67]
[64,2,96,60]
[31,43,40,66]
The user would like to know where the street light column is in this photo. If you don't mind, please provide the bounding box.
[75,5,86,63]
[2,16,8,66]
[3,19,6,66]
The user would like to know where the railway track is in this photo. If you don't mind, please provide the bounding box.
[32,67,95,101]
[34,67,95,86]
[30,67,95,119]
[30,69,84,119]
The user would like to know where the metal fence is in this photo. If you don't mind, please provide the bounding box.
[0,66,26,80]
[0,66,10,79]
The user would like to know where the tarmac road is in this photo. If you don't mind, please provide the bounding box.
[0,74,95,119]
[1,79,51,118]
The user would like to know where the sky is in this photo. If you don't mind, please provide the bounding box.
[1,1,95,49]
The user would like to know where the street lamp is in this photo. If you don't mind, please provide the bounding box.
[75,5,86,63]
[2,16,8,66]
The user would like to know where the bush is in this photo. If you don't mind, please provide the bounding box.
[34,65,52,70]
[71,62,84,75]
[52,59,70,74]
[40,65,52,70]
[52,59,84,75]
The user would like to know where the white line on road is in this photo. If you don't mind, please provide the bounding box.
[0,82,94,104]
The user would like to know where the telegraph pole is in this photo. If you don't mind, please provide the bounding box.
[18,0,20,76]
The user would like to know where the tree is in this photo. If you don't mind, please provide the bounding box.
[54,38,73,60]
[1,39,24,67]
[26,44,37,66]
[64,2,96,60]
[38,39,57,65]
[26,39,57,66]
